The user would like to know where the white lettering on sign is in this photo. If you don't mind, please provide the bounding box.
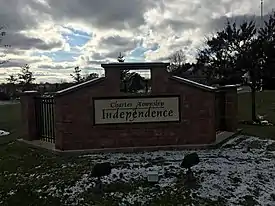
[93,96,180,124]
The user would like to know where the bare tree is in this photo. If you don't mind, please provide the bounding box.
[84,73,99,81]
[0,26,11,65]
[6,74,17,99]
[168,49,186,72]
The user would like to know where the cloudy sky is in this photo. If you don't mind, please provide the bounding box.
[0,0,274,83]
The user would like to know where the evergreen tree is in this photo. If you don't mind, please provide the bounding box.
[18,64,35,91]
[70,66,84,83]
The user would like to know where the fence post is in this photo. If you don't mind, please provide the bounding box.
[20,91,39,141]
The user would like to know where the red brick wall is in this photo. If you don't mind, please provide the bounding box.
[20,91,39,141]
[166,78,216,144]
[55,76,217,150]
[224,88,238,132]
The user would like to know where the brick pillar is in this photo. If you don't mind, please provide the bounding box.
[218,86,238,132]
[151,67,170,94]
[102,66,120,95]
[54,98,61,150]
[20,91,39,141]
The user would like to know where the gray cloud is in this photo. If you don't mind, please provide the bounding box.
[0,55,44,68]
[0,0,38,31]
[100,35,140,54]
[90,52,106,61]
[4,32,63,50]
[0,0,275,83]
[37,64,70,70]
[168,39,193,51]
[156,56,169,62]
[85,35,140,61]
[207,14,274,33]
[0,0,64,52]
[161,19,198,32]
[0,49,26,56]
[101,35,136,47]
[0,61,27,68]
[105,50,124,59]
[88,60,109,65]
[31,0,158,30]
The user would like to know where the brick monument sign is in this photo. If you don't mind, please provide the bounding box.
[20,62,238,151]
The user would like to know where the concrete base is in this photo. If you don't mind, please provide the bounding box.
[18,139,56,151]
[18,129,242,154]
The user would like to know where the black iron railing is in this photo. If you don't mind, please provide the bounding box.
[35,96,55,143]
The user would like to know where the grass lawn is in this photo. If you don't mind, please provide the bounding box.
[238,90,275,139]
[0,103,22,144]
[0,91,275,206]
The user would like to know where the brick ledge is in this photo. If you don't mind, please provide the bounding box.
[18,129,242,154]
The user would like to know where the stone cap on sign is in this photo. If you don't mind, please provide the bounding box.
[170,76,241,92]
[216,84,241,91]
[20,90,39,96]
[55,77,105,97]
[101,62,170,69]
[170,76,218,92]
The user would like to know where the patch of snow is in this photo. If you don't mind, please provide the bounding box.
[7,135,275,206]
[0,130,10,136]
[7,190,15,196]
[62,174,95,205]
[196,136,275,205]
[93,136,275,205]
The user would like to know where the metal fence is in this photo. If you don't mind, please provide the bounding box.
[35,96,55,143]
